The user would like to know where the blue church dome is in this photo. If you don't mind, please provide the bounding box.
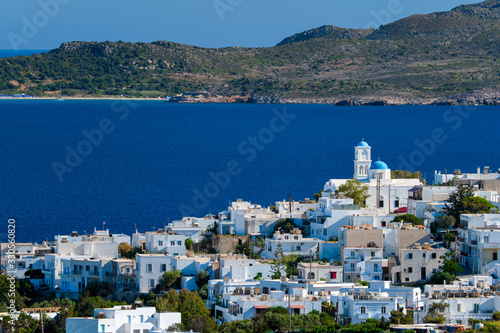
[356,140,369,147]
[371,160,389,170]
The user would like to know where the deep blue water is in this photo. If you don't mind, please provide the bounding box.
[1,100,499,242]
[0,49,50,58]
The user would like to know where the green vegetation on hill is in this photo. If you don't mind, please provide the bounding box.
[3,0,500,101]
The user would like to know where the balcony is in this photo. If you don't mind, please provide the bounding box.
[344,256,361,261]
[72,270,83,275]
[471,240,478,245]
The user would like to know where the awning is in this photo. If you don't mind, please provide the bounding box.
[290,305,306,309]
[255,305,270,309]
[408,187,422,193]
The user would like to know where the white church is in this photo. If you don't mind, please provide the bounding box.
[323,140,422,213]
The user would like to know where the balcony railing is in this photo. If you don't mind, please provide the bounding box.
[344,256,361,261]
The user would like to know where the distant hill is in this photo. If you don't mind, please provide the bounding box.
[2,0,500,104]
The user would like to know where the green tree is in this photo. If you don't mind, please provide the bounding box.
[83,281,115,298]
[430,253,463,284]
[0,276,31,311]
[185,238,194,249]
[220,319,253,333]
[156,289,180,312]
[393,214,423,226]
[390,309,414,325]
[444,186,474,221]
[271,243,285,279]
[273,218,298,234]
[336,178,370,207]
[118,242,132,256]
[253,238,266,258]
[462,196,496,215]
[391,170,422,180]
[424,301,449,324]
[314,190,324,202]
[121,246,144,259]
[178,289,216,332]
[435,215,456,230]
[195,270,211,289]
[157,270,182,291]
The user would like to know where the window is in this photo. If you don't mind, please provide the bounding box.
[408,267,413,273]
[158,240,163,246]
[350,263,355,271]
[330,272,337,279]
[149,279,155,288]
[177,241,182,246]
[147,264,152,272]
[457,304,461,312]
[484,236,489,243]
[381,221,386,227]
[171,241,175,246]
[296,246,301,251]
[324,229,327,235]
[86,265,90,271]
[361,306,366,314]
[381,306,386,314]
[371,251,375,257]
[408,253,413,259]
[474,303,479,313]
[294,236,299,240]
[161,264,166,272]
[395,197,400,208]
[432,253,437,259]
[405,278,409,282]
[285,236,289,240]
[423,253,426,258]
[379,196,384,208]
[101,324,106,333]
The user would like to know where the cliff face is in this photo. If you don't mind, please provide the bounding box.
[3,0,500,104]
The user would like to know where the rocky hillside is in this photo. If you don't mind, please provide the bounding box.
[2,0,500,104]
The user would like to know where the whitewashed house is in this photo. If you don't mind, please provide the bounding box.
[296,262,343,282]
[135,254,212,293]
[417,279,500,325]
[390,245,448,284]
[66,303,181,333]
[458,214,500,273]
[262,230,320,260]
[335,289,404,324]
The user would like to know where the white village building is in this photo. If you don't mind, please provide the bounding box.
[66,303,181,333]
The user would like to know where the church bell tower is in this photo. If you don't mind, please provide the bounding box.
[354,140,371,180]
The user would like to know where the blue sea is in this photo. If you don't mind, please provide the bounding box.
[1,100,499,242]
[0,49,50,58]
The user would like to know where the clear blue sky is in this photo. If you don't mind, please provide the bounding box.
[0,0,480,50]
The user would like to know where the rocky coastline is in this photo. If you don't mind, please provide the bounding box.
[169,89,500,106]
